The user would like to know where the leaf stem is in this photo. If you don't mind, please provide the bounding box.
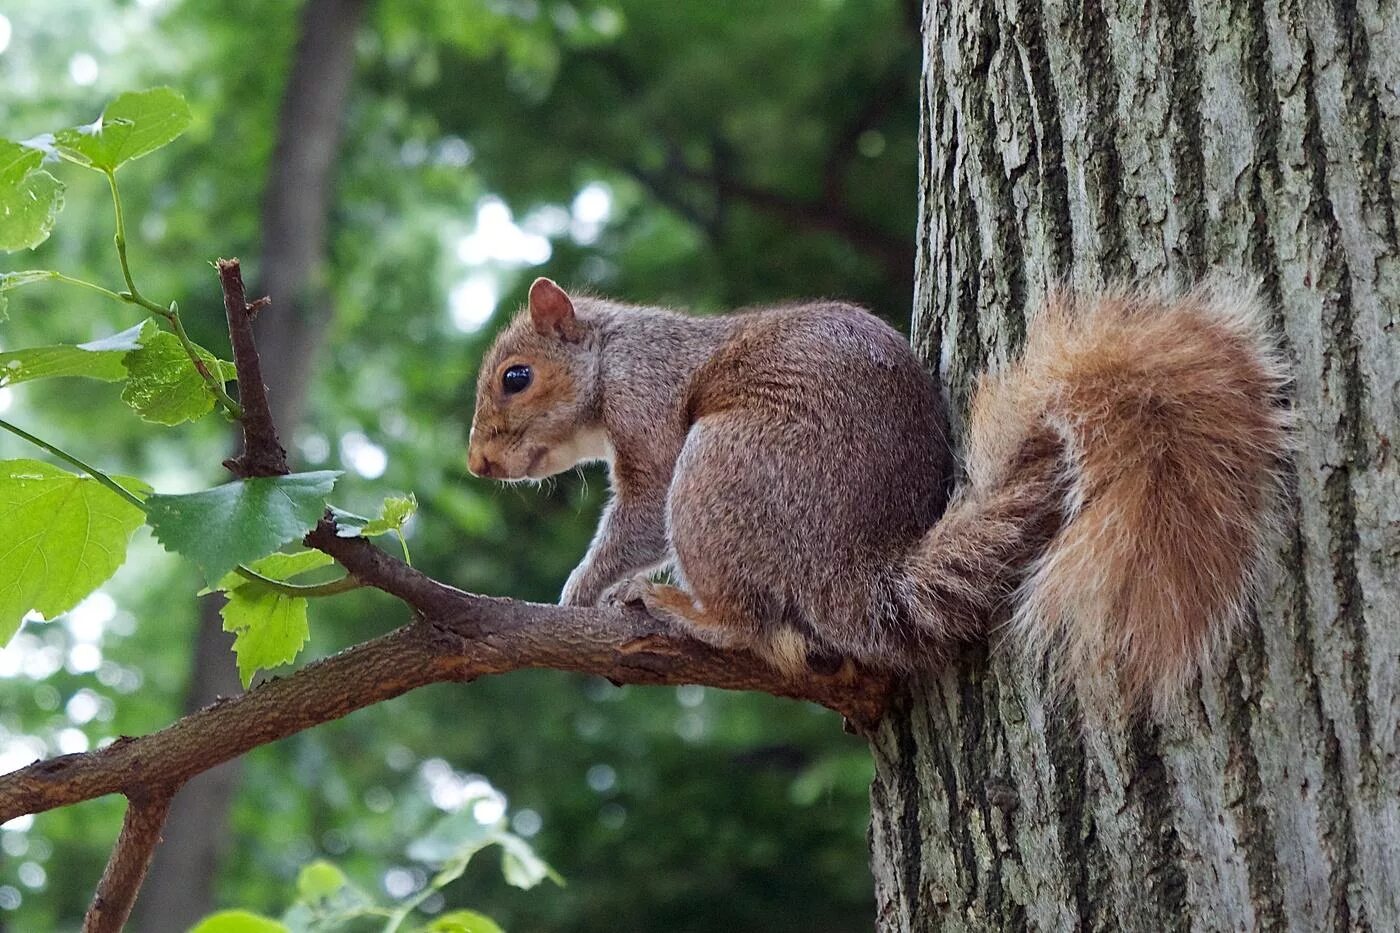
[47,272,130,305]
[102,170,244,418]
[105,171,162,316]
[0,419,354,599]
[232,566,363,598]
[0,417,146,510]
[168,306,244,418]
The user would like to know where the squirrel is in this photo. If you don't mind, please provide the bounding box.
[468,277,1290,707]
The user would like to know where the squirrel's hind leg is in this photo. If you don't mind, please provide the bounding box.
[608,578,812,678]
[606,578,737,648]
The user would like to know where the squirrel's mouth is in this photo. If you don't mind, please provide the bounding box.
[523,445,549,477]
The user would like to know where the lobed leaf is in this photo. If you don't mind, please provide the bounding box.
[52,88,192,173]
[144,471,341,583]
[220,586,309,689]
[0,459,148,646]
[121,330,236,425]
[0,321,153,388]
[331,493,418,538]
[0,140,65,253]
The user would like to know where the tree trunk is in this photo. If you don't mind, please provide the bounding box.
[870,1,1398,930]
[131,1,366,927]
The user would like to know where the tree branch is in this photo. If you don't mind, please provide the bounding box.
[82,792,173,933]
[304,519,465,614]
[218,258,288,478]
[821,64,913,204]
[2,411,892,825]
[0,596,892,825]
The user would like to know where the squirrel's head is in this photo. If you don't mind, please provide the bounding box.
[467,278,609,481]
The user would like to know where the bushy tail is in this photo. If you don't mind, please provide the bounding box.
[895,285,1291,707]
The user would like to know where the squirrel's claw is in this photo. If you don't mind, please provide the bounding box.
[601,575,655,610]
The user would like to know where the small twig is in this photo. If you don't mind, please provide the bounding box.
[217,258,289,478]
[305,520,470,615]
[47,271,129,305]
[82,791,174,933]
[167,306,244,418]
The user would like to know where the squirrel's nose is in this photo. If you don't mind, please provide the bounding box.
[469,451,497,478]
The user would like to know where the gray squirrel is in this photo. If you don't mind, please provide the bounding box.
[468,278,1289,706]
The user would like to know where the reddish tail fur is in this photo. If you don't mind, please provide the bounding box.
[901,286,1291,707]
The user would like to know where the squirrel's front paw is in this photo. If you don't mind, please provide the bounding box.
[559,568,601,607]
[601,575,653,609]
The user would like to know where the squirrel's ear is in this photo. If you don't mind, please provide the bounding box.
[528,277,582,342]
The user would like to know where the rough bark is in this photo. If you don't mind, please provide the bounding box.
[870,0,1398,930]
[131,1,366,927]
[82,794,172,933]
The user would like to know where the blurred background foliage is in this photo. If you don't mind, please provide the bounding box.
[0,0,920,929]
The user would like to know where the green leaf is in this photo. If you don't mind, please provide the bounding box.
[0,140,42,185]
[332,493,418,565]
[366,493,417,535]
[221,586,309,688]
[498,833,562,890]
[427,910,505,933]
[121,330,236,425]
[189,911,290,933]
[0,140,65,253]
[296,859,348,901]
[52,88,192,172]
[331,493,417,537]
[0,321,152,388]
[200,549,335,596]
[144,471,341,583]
[0,270,54,320]
[0,459,147,646]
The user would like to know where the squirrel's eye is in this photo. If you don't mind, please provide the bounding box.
[501,364,532,395]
